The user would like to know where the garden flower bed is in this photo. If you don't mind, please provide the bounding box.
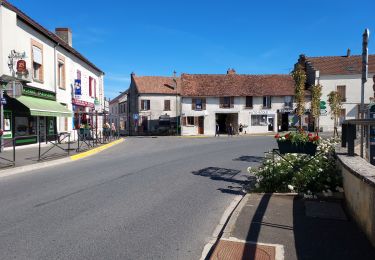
[248,136,343,195]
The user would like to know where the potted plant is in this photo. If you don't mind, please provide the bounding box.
[275,131,320,155]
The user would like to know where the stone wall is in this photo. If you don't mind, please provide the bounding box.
[337,154,375,247]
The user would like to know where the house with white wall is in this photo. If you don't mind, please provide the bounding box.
[297,51,375,132]
[108,91,128,135]
[0,0,104,145]
[128,72,181,135]
[180,70,299,135]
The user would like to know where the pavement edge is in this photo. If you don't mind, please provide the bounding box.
[199,194,244,260]
[70,138,124,161]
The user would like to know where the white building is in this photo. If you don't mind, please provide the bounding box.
[128,73,181,135]
[0,1,104,145]
[180,70,299,135]
[298,51,375,132]
[108,91,128,135]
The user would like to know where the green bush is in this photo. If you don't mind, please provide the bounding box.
[249,138,342,194]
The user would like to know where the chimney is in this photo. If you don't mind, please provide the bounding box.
[55,28,72,46]
[346,48,351,57]
[227,68,236,75]
[131,72,135,78]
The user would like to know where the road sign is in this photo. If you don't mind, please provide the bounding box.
[133,114,139,120]
[320,109,327,116]
[320,101,326,109]
[0,98,6,105]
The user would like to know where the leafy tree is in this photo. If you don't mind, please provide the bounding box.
[311,84,322,134]
[328,91,342,137]
[292,64,306,130]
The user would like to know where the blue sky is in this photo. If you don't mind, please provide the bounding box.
[10,0,375,99]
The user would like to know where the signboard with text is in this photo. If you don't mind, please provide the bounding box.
[72,98,94,108]
[74,79,82,99]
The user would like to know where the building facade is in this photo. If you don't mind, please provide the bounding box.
[180,71,301,135]
[128,73,181,135]
[297,51,375,132]
[108,91,128,135]
[0,1,105,145]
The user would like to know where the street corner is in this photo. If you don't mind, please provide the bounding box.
[70,138,125,161]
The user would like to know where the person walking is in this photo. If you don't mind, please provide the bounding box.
[239,123,243,135]
[228,123,234,137]
[215,123,220,137]
[111,123,116,138]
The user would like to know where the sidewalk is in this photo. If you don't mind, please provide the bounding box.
[0,137,122,169]
[209,193,375,260]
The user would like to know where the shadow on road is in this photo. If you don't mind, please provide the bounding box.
[232,155,264,163]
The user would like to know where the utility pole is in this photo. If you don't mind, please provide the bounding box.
[361,29,370,158]
[0,82,4,152]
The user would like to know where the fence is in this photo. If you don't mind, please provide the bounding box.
[341,119,375,165]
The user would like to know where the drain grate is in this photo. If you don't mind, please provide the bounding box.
[305,201,347,220]
[210,240,276,260]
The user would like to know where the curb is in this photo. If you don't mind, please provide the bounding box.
[0,138,125,179]
[200,195,244,260]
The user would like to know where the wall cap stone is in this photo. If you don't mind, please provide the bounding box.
[337,154,375,188]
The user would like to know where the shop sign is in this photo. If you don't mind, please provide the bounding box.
[72,98,94,108]
[2,111,12,139]
[0,98,6,105]
[16,60,27,73]
[74,79,82,99]
[250,110,276,115]
[22,86,55,100]
[94,98,100,111]
[320,109,328,116]
[278,108,294,113]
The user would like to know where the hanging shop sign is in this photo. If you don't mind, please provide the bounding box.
[74,79,82,99]
[16,60,27,73]
[72,98,94,108]
[2,111,12,139]
[94,98,100,111]
[22,86,55,100]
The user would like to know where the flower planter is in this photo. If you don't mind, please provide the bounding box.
[277,140,317,155]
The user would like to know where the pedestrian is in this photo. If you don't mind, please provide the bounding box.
[111,123,116,137]
[215,123,220,137]
[239,123,243,135]
[228,123,234,137]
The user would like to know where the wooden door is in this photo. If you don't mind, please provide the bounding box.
[198,116,204,134]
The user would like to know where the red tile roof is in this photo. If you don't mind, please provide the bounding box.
[133,76,181,95]
[1,0,104,74]
[180,74,295,97]
[304,55,375,75]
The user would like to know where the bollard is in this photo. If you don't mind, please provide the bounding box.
[341,123,347,147]
[13,138,16,166]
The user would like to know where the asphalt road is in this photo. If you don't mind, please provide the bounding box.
[0,135,275,260]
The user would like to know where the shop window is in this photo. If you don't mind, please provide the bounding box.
[31,40,43,82]
[164,100,171,111]
[263,96,272,108]
[251,115,268,126]
[245,96,253,108]
[141,100,150,111]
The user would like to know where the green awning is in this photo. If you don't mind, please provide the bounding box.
[17,95,72,117]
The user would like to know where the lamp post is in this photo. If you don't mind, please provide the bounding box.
[361,29,370,158]
[173,71,179,136]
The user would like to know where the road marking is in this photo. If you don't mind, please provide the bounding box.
[70,139,124,161]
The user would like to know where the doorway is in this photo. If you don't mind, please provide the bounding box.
[198,116,204,134]
[215,113,238,134]
[268,117,274,132]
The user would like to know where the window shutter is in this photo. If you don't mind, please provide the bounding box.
[182,117,187,126]
[89,77,92,97]
[147,100,150,110]
[77,70,81,80]
[220,97,224,108]
[32,46,42,64]
[192,98,196,110]
[94,79,97,98]
[230,97,234,108]
[202,98,206,110]
[141,100,144,110]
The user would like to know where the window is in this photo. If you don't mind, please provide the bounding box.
[337,85,346,102]
[187,116,195,126]
[192,98,206,110]
[164,100,171,111]
[89,77,93,97]
[220,97,234,108]
[263,96,272,108]
[141,100,150,110]
[251,115,268,126]
[77,70,81,80]
[284,96,293,108]
[31,40,43,82]
[57,58,65,89]
[245,96,253,108]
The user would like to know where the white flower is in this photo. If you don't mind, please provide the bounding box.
[247,167,252,173]
[287,184,294,191]
[255,183,260,188]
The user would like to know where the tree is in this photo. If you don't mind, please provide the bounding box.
[291,64,307,130]
[327,91,342,137]
[311,84,322,134]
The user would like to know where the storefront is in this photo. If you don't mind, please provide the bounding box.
[277,109,313,132]
[249,110,277,133]
[72,98,95,129]
[3,86,72,146]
